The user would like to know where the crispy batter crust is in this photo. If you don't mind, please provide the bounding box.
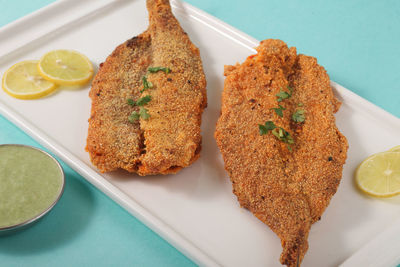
[86,0,206,175]
[215,39,348,266]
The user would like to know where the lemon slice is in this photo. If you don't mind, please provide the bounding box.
[38,50,93,86]
[388,145,400,152]
[2,60,57,99]
[356,152,400,197]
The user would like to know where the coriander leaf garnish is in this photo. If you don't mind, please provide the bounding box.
[141,66,171,93]
[259,125,268,135]
[259,120,294,150]
[127,98,135,106]
[264,121,276,130]
[139,106,150,120]
[276,90,290,102]
[276,85,293,102]
[272,127,283,139]
[259,121,276,135]
[128,107,151,123]
[128,111,140,123]
[272,127,294,145]
[148,66,171,74]
[141,76,153,92]
[297,102,303,107]
[136,95,152,106]
[271,104,286,117]
[292,109,305,123]
[127,95,152,107]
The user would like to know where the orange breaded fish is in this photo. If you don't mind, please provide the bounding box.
[86,0,206,175]
[215,39,348,266]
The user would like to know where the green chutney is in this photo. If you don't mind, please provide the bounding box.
[0,145,63,228]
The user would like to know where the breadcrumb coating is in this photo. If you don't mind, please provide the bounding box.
[86,0,206,175]
[215,39,348,267]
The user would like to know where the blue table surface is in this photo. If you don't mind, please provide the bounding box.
[0,0,399,266]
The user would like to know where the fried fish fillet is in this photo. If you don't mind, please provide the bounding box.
[215,39,348,266]
[86,0,206,175]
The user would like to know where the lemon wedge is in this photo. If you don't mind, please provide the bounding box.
[38,50,93,86]
[388,145,400,152]
[355,152,400,197]
[2,60,57,99]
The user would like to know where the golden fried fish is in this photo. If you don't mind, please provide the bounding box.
[215,39,348,266]
[86,0,206,175]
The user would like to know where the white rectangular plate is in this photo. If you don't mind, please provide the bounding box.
[1,0,400,266]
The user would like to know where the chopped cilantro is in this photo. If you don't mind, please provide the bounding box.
[264,121,276,130]
[129,76,153,123]
[127,98,135,106]
[271,127,294,144]
[127,95,152,107]
[292,109,305,123]
[136,95,152,106]
[259,125,268,135]
[271,127,294,151]
[128,111,140,123]
[139,106,150,120]
[259,121,294,151]
[272,127,283,139]
[276,90,290,102]
[297,102,304,107]
[128,107,151,123]
[271,104,286,117]
[259,121,276,135]
[148,66,171,74]
[276,85,293,102]
[141,76,153,92]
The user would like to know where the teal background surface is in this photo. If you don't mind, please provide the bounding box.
[0,0,399,266]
